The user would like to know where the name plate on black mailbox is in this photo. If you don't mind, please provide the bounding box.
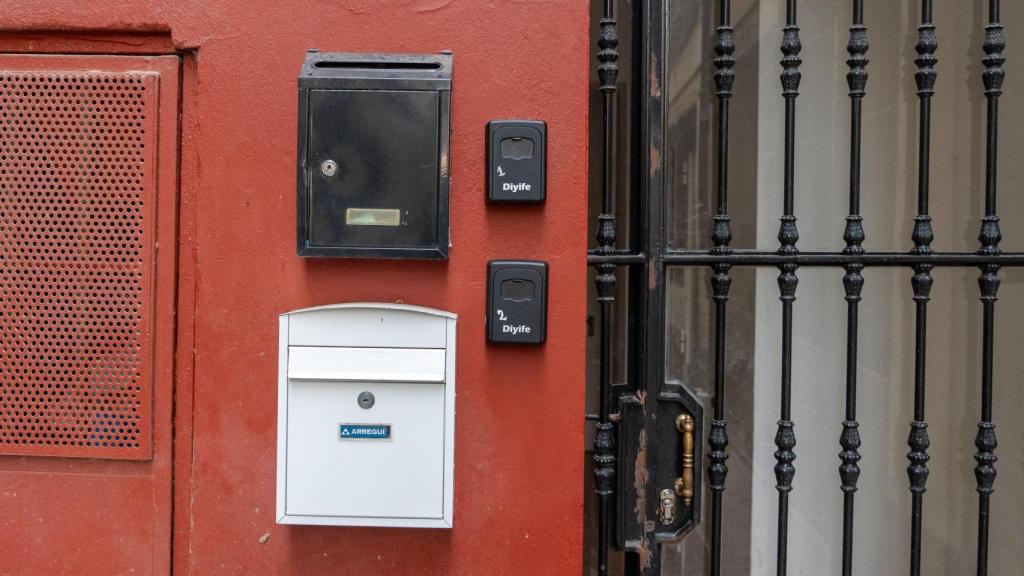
[296,51,452,259]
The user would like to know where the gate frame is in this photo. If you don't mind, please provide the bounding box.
[588,1,1017,575]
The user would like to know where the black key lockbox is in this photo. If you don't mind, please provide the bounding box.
[297,51,452,259]
[487,260,548,344]
[487,120,546,203]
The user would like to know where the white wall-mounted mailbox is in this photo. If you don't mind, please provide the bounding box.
[277,303,456,528]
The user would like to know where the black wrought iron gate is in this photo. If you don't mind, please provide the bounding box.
[586,0,1020,575]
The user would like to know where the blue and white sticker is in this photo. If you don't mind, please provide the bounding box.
[339,423,392,441]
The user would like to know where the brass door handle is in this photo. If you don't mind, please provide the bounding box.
[674,413,695,506]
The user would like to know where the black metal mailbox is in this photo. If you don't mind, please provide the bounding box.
[297,51,452,259]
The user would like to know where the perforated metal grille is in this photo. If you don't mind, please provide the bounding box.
[0,71,157,459]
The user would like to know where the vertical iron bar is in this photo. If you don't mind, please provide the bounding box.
[975,2,1003,574]
[709,1,735,575]
[594,4,619,575]
[775,2,801,575]
[840,2,867,576]
[908,2,936,575]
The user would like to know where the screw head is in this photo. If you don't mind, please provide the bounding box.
[320,159,338,177]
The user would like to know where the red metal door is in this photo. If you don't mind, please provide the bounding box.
[0,54,179,575]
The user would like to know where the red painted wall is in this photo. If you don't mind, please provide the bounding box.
[0,0,589,574]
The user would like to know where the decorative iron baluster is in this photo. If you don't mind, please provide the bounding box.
[593,4,619,576]
[709,2,735,575]
[775,2,800,575]
[908,3,936,576]
[839,3,867,576]
[976,2,1003,575]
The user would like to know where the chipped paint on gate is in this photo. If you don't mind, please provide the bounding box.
[633,427,648,525]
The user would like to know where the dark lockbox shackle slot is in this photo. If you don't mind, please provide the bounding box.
[297,51,452,259]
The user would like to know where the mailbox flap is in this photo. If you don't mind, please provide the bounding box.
[288,346,445,382]
[298,52,452,92]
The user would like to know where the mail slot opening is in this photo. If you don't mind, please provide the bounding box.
[312,60,443,71]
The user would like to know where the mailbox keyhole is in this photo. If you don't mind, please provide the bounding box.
[320,159,339,177]
[357,391,375,410]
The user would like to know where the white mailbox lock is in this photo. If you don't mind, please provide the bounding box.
[277,303,456,528]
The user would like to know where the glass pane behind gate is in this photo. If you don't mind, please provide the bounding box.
[665,1,1024,573]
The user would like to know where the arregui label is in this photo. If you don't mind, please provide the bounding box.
[339,423,392,440]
